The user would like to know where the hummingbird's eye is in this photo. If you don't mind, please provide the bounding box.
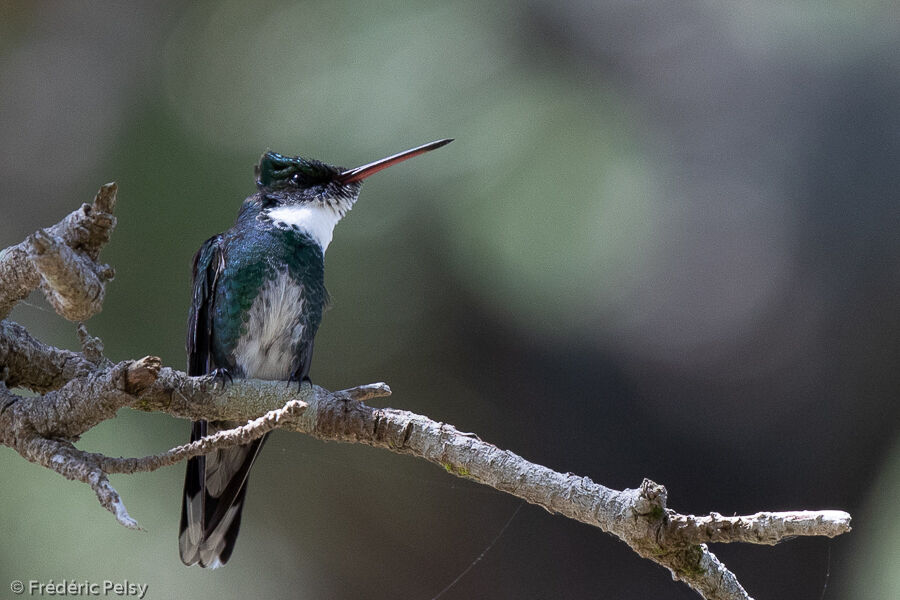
[290,173,301,185]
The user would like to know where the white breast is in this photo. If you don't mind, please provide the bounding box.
[233,271,305,380]
[266,204,342,251]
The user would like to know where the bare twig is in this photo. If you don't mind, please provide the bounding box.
[0,320,96,392]
[95,398,308,474]
[664,510,852,546]
[76,323,108,366]
[0,182,117,320]
[29,228,111,321]
[0,389,139,529]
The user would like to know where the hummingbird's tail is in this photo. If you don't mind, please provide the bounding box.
[179,420,268,568]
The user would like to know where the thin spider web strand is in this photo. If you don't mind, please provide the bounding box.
[430,502,524,600]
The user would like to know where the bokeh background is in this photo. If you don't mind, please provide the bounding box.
[2,1,898,598]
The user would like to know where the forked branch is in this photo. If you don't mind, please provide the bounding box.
[0,187,851,600]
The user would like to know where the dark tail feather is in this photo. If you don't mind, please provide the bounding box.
[179,420,268,568]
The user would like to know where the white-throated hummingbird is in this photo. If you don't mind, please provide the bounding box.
[179,138,452,568]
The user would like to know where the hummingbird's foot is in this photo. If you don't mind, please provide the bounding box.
[205,367,234,390]
[287,370,312,392]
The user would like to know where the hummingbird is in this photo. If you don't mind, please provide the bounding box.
[179,138,453,568]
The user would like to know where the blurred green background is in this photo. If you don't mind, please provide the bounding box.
[2,1,898,598]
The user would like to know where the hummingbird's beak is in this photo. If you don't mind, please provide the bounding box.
[337,139,453,184]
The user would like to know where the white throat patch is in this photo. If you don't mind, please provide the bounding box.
[266,204,343,251]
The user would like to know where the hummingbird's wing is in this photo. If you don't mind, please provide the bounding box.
[185,235,224,376]
[179,235,266,568]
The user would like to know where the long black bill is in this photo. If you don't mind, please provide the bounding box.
[337,139,453,184]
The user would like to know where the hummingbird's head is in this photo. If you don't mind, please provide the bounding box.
[249,139,452,251]
[255,151,361,215]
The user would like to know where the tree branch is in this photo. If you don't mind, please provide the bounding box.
[0,189,852,600]
[94,398,309,475]
[0,182,116,321]
[664,510,852,546]
[0,320,97,392]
